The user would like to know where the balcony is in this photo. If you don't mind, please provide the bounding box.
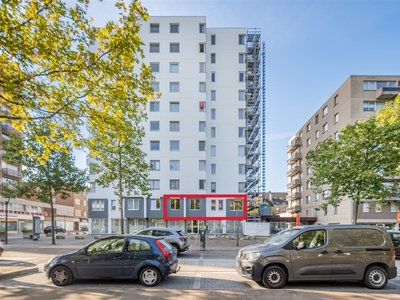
[286,179,301,189]
[376,86,400,100]
[286,152,302,164]
[286,205,302,214]
[286,165,302,177]
[287,138,302,153]
[2,167,22,178]
[2,124,21,136]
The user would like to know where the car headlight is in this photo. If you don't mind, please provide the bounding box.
[243,252,261,260]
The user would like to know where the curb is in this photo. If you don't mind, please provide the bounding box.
[0,267,39,281]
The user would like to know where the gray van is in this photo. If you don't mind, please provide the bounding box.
[236,225,397,289]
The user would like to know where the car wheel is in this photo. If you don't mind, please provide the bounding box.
[364,266,388,289]
[50,266,73,286]
[262,266,287,289]
[172,244,180,255]
[139,267,161,287]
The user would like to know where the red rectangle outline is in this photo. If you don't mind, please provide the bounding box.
[163,194,247,221]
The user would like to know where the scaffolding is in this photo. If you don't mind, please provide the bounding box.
[245,28,265,197]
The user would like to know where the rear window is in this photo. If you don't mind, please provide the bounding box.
[158,239,173,250]
[176,231,185,237]
[333,228,385,247]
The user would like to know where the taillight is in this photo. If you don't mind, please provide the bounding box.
[155,240,170,258]
[179,237,186,241]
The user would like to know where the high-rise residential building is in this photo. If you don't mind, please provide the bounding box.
[286,75,400,229]
[87,16,265,234]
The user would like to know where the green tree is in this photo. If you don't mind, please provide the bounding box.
[0,0,156,159]
[89,119,150,234]
[2,123,87,244]
[306,117,400,224]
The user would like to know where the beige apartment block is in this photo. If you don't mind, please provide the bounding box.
[286,75,400,229]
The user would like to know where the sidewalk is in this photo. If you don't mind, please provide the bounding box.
[0,232,263,280]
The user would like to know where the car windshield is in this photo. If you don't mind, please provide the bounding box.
[263,228,302,246]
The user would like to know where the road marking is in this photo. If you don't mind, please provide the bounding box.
[192,253,203,289]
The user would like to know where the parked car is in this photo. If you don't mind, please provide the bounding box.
[0,239,4,257]
[43,226,66,234]
[136,227,189,255]
[236,225,397,289]
[44,235,179,287]
[388,232,400,259]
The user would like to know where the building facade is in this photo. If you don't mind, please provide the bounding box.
[286,75,400,229]
[87,16,265,234]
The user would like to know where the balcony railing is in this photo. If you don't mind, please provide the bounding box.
[287,138,302,153]
[2,167,22,178]
[286,179,301,189]
[286,152,302,164]
[376,86,400,100]
[286,166,302,177]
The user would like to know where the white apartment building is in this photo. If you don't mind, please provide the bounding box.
[286,75,400,229]
[87,17,265,234]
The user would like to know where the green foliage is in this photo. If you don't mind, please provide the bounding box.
[306,117,400,224]
[89,118,150,234]
[2,122,88,243]
[0,0,157,159]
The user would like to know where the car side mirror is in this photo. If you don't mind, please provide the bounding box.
[296,241,306,250]
[80,248,89,256]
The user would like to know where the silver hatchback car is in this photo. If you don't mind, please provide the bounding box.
[137,227,189,255]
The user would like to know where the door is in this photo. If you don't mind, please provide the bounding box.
[123,238,154,277]
[290,229,332,280]
[75,237,125,278]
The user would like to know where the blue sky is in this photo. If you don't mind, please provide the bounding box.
[83,0,400,192]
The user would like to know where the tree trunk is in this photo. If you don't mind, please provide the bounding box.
[353,200,359,225]
[50,191,56,245]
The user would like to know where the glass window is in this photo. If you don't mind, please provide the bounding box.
[150,160,160,171]
[211,109,216,119]
[334,95,339,106]
[199,82,206,92]
[334,113,339,123]
[199,180,206,190]
[238,145,245,156]
[150,180,160,190]
[238,109,245,119]
[315,130,319,139]
[210,145,216,156]
[150,121,159,131]
[170,140,179,151]
[150,62,159,72]
[238,164,245,174]
[211,199,216,210]
[334,131,339,140]
[170,102,179,112]
[170,43,179,53]
[149,101,160,112]
[151,82,159,92]
[170,180,180,190]
[238,90,245,101]
[199,121,206,132]
[199,62,206,73]
[91,199,104,211]
[323,122,328,133]
[170,121,180,132]
[323,106,328,116]
[211,163,216,174]
[315,114,319,124]
[170,23,179,33]
[190,199,200,210]
[307,138,311,146]
[170,63,179,73]
[199,43,206,53]
[199,23,205,33]
[211,182,216,193]
[238,182,245,193]
[211,90,216,101]
[199,141,206,151]
[150,43,159,53]
[306,123,311,132]
[211,34,216,45]
[150,198,161,210]
[333,228,384,247]
[170,160,180,171]
[211,72,216,82]
[230,200,242,211]
[150,141,160,150]
[211,53,216,63]
[199,160,206,171]
[238,127,245,138]
[239,72,245,82]
[211,127,216,138]
[127,199,139,210]
[170,82,179,92]
[238,34,245,45]
[170,198,180,210]
[238,53,245,63]
[199,101,206,112]
[150,23,159,33]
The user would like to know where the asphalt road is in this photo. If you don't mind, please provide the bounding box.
[1,234,400,300]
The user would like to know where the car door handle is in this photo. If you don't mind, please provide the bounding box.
[320,250,329,254]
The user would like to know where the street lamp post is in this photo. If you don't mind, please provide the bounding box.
[5,198,11,244]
